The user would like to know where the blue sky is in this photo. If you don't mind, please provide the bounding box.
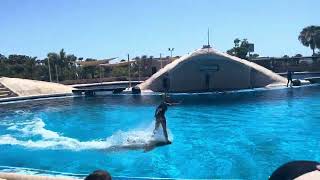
[0,0,319,60]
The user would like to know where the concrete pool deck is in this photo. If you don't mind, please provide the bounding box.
[0,77,74,102]
[0,77,74,96]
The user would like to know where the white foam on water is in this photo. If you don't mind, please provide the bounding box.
[0,110,32,127]
[0,117,172,151]
[7,118,60,139]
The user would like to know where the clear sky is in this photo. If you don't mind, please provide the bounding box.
[0,0,319,60]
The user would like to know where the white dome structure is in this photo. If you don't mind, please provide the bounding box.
[138,47,286,92]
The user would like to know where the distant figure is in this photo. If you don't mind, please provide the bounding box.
[287,70,293,87]
[85,170,112,180]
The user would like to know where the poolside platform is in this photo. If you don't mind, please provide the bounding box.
[305,77,320,84]
[0,77,74,103]
[71,81,143,95]
[70,81,142,89]
[72,87,126,95]
[0,77,74,97]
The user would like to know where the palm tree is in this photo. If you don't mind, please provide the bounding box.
[47,52,59,82]
[298,26,320,55]
[234,38,240,47]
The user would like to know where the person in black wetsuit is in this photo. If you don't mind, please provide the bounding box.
[287,70,293,87]
[153,101,170,143]
[153,94,181,143]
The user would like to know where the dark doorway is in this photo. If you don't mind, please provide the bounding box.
[152,67,157,74]
[205,73,210,91]
[162,74,170,92]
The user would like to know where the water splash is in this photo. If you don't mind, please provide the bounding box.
[0,117,171,151]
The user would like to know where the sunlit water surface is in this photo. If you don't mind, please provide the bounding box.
[0,86,320,179]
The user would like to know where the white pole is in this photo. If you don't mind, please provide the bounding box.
[128,54,131,88]
[168,48,174,59]
[138,58,141,81]
[207,28,210,46]
[55,64,59,83]
[99,65,102,83]
[160,53,163,69]
[47,58,52,82]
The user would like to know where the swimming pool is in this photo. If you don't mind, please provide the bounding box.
[0,85,320,179]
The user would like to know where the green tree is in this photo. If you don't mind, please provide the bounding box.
[3,55,37,78]
[47,52,59,81]
[111,66,128,77]
[47,49,78,81]
[249,53,259,59]
[227,38,258,59]
[0,54,8,77]
[82,58,98,79]
[234,38,240,47]
[298,25,320,55]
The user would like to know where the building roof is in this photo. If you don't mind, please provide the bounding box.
[76,57,117,67]
[251,56,320,61]
[99,61,133,67]
[138,47,286,92]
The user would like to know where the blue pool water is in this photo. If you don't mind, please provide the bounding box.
[0,86,320,179]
